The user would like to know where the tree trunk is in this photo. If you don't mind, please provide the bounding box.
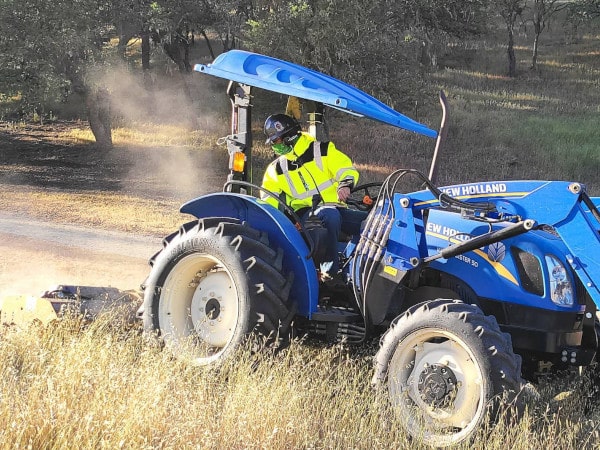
[507,26,517,77]
[63,57,112,149]
[200,29,215,60]
[117,20,136,58]
[86,88,112,149]
[532,33,540,70]
[141,28,150,71]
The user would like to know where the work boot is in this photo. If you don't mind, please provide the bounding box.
[320,271,347,290]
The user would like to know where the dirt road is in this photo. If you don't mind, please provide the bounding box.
[0,121,230,299]
[0,211,162,298]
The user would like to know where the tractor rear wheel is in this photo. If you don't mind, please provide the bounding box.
[143,218,295,365]
[373,299,524,447]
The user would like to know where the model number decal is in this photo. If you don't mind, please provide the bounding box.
[426,222,518,285]
[455,253,479,268]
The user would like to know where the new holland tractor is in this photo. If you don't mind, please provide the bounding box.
[139,50,600,446]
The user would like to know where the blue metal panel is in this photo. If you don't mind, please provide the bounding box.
[423,209,584,312]
[180,193,319,317]
[403,179,600,309]
[194,50,438,138]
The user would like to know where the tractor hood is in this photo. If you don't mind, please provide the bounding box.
[194,50,438,138]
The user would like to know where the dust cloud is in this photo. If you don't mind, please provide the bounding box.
[92,64,231,201]
[0,64,234,299]
[0,232,150,298]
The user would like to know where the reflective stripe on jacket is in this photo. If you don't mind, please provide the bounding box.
[261,133,359,211]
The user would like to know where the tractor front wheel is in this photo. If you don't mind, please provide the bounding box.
[373,299,524,447]
[143,218,295,365]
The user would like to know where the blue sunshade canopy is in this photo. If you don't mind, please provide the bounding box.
[194,50,438,138]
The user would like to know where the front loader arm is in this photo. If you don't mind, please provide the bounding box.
[406,179,600,308]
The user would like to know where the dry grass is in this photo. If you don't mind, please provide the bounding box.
[0,185,182,236]
[0,313,598,449]
[62,123,217,149]
[327,32,600,193]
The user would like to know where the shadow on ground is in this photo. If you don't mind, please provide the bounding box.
[0,121,230,201]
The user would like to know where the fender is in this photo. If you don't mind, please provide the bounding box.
[180,192,319,317]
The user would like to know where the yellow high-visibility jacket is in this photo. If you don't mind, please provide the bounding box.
[261,133,359,211]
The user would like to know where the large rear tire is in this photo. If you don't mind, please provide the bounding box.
[143,218,295,365]
[373,299,524,447]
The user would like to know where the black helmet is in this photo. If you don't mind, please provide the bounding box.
[264,114,301,145]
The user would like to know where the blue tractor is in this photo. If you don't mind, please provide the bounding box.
[140,50,600,446]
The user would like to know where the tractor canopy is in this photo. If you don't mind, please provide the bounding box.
[194,50,438,139]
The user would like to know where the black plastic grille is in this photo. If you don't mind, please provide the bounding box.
[511,247,544,296]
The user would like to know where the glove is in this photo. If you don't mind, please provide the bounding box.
[337,178,354,202]
[337,186,351,202]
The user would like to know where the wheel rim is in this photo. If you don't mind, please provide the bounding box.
[158,253,239,364]
[388,328,485,446]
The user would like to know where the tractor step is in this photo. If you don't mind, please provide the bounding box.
[311,305,362,323]
[296,306,366,343]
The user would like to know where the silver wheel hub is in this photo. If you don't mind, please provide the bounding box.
[158,253,239,364]
[190,271,237,347]
[388,329,485,445]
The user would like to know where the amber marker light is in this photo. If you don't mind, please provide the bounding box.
[232,152,245,172]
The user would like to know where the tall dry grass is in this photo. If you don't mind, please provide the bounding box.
[1,312,598,449]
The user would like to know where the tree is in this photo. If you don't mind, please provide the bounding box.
[528,0,567,70]
[496,0,526,77]
[146,0,217,72]
[245,0,490,109]
[0,0,115,147]
[568,0,600,24]
[0,0,223,145]
[386,0,490,68]
[245,0,422,104]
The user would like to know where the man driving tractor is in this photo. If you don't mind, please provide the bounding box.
[260,113,363,280]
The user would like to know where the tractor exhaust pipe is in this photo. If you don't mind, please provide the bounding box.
[428,90,449,185]
[424,219,536,263]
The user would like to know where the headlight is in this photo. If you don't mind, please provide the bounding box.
[545,255,573,307]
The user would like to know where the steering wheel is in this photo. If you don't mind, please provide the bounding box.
[346,182,382,211]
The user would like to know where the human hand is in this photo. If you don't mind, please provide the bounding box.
[337,186,351,202]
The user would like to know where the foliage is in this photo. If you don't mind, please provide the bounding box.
[0,1,118,116]
[569,0,600,22]
[246,0,420,108]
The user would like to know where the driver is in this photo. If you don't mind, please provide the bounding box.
[260,113,362,281]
